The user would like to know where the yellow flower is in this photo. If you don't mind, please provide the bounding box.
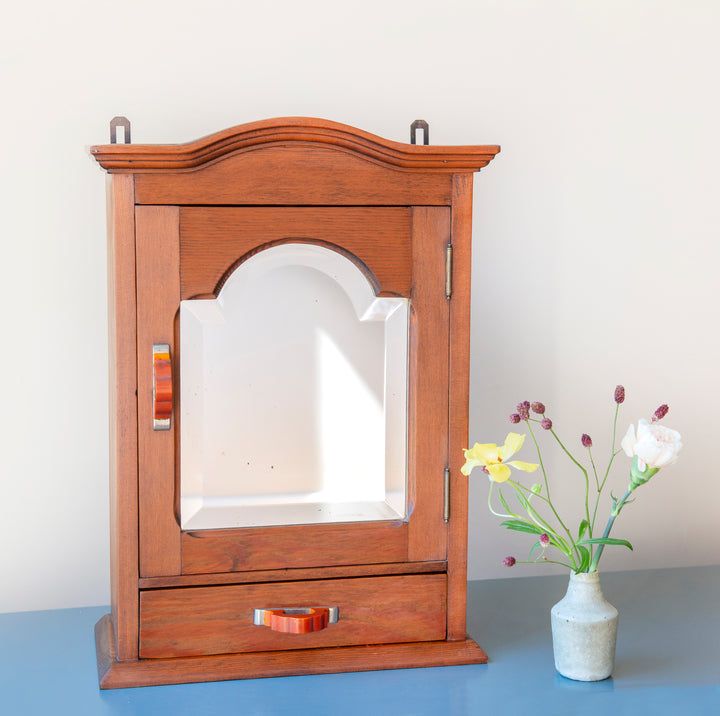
[461,433,539,483]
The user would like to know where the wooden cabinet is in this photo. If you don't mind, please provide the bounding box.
[91,117,499,688]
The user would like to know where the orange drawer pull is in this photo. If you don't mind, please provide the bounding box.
[253,607,339,634]
[152,344,172,430]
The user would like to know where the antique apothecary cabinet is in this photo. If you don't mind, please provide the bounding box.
[90,117,499,687]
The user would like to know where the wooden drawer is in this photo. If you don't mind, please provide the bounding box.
[139,574,446,658]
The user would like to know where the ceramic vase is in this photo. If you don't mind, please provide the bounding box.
[551,571,618,681]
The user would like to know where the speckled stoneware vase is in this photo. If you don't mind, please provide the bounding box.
[551,572,618,681]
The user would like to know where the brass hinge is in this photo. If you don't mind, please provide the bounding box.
[443,467,450,522]
[445,243,453,299]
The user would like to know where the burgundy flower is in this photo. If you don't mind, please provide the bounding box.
[509,413,521,424]
[652,404,669,422]
[516,401,531,421]
[581,433,593,448]
[531,402,546,415]
[614,385,625,404]
[503,556,516,567]
[539,533,550,547]
[541,418,553,430]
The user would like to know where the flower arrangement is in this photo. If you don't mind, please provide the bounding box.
[462,386,682,573]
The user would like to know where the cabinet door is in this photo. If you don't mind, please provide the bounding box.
[136,206,450,577]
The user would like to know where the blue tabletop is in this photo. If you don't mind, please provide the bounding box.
[1,566,718,715]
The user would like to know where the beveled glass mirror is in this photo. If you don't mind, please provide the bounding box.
[179,243,409,530]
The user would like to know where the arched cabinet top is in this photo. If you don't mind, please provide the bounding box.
[90,117,500,174]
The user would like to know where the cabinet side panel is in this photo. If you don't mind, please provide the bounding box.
[447,174,474,640]
[106,174,139,660]
[407,207,451,562]
[135,206,182,577]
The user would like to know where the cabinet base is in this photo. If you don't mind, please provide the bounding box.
[95,614,488,689]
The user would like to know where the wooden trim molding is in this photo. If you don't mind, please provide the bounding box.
[90,117,499,173]
[96,614,487,689]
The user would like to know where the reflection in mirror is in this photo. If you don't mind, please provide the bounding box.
[180,243,408,529]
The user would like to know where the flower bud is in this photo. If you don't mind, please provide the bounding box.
[581,433,593,448]
[541,418,552,430]
[509,413,521,424]
[614,385,625,404]
[531,402,546,415]
[652,404,669,422]
[516,401,531,421]
[539,533,550,547]
[503,556,516,567]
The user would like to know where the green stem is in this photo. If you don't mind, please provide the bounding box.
[590,449,622,533]
[526,422,581,568]
[487,482,514,519]
[507,479,574,557]
[590,402,622,535]
[539,557,574,569]
[507,479,552,504]
[549,428,592,539]
[588,487,633,572]
[515,556,574,569]
[586,447,600,540]
[588,447,600,493]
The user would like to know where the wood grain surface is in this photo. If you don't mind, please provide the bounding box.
[92,118,499,686]
[135,206,182,577]
[181,521,408,574]
[105,174,140,660]
[96,614,488,689]
[139,574,447,658]
[179,207,411,299]
[446,173,475,640]
[90,117,499,173]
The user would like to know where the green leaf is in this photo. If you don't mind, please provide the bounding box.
[577,519,589,541]
[576,545,591,572]
[530,483,542,495]
[528,540,542,559]
[579,537,634,551]
[515,489,531,511]
[500,519,544,536]
[497,488,514,516]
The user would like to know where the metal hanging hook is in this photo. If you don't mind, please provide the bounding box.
[410,119,429,145]
[110,116,131,144]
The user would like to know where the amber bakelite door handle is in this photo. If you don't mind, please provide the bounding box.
[253,607,339,634]
[152,344,172,430]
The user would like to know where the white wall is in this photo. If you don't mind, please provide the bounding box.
[1,0,717,612]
